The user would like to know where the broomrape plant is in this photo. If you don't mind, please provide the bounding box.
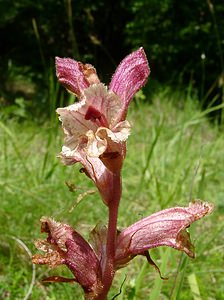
[32,48,213,300]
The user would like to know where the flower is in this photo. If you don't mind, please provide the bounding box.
[56,48,150,204]
[115,201,213,270]
[32,217,102,299]
[32,202,213,297]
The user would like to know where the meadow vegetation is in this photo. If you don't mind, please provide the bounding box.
[1,1,224,298]
[0,87,223,299]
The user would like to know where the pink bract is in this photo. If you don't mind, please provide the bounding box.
[115,201,213,268]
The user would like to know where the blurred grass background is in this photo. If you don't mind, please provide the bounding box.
[1,0,224,299]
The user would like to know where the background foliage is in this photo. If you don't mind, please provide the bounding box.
[1,0,224,120]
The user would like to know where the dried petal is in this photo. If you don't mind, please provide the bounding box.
[56,58,99,96]
[81,63,101,85]
[115,201,213,267]
[58,145,115,204]
[32,217,101,294]
[32,249,64,268]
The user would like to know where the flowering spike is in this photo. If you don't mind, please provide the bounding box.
[32,47,214,300]
[56,49,149,204]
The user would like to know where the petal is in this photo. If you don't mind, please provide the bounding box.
[39,216,74,251]
[32,247,64,268]
[65,238,100,293]
[106,120,131,142]
[56,100,97,140]
[85,125,130,174]
[56,57,89,96]
[99,144,126,174]
[85,122,131,158]
[109,47,150,121]
[55,57,100,96]
[79,155,117,205]
[58,145,116,205]
[86,130,107,157]
[115,201,213,266]
[58,144,80,165]
[81,63,101,85]
[83,83,122,126]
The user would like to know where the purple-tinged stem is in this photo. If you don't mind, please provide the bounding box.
[94,173,121,300]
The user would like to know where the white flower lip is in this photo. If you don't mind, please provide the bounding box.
[56,83,131,160]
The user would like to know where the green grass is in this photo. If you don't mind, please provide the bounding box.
[0,89,224,299]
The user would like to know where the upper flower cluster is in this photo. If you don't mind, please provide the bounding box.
[56,48,150,204]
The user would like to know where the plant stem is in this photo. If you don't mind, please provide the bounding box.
[95,173,122,300]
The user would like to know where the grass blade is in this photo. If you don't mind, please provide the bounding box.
[170,253,188,300]
[0,121,32,178]
[187,273,202,300]
[148,248,170,300]
[133,260,148,299]
[135,117,164,198]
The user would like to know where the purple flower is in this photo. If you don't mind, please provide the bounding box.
[32,217,102,298]
[115,201,213,269]
[56,48,150,204]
